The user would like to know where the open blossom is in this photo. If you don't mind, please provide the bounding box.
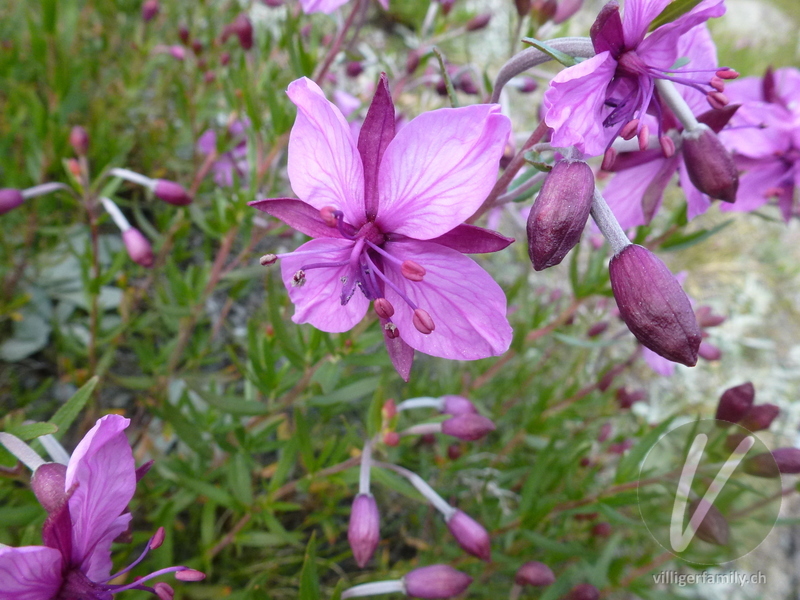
[251,76,513,379]
[196,120,250,188]
[719,67,800,220]
[544,0,727,157]
[0,415,203,599]
[300,0,387,15]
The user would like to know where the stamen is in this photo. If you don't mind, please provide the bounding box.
[716,68,739,80]
[710,76,725,92]
[150,527,166,550]
[320,206,338,227]
[659,135,676,158]
[707,91,729,109]
[364,240,404,266]
[260,254,278,266]
[601,148,617,171]
[384,322,400,339]
[401,261,426,282]
[175,570,206,582]
[99,528,166,583]
[292,271,306,287]
[374,298,395,319]
[300,260,350,271]
[333,210,355,239]
[363,254,419,311]
[620,119,639,140]
[106,567,205,592]
[412,309,435,335]
[637,124,650,152]
[154,583,175,600]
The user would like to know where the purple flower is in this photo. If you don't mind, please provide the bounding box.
[0,415,203,599]
[251,76,513,379]
[300,0,387,15]
[544,0,726,157]
[719,67,800,220]
[196,121,250,188]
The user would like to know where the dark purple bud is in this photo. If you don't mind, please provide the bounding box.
[69,126,89,155]
[597,422,612,443]
[616,387,645,409]
[515,561,555,587]
[586,321,608,338]
[591,522,612,538]
[457,73,480,96]
[466,13,491,31]
[739,403,779,431]
[261,0,285,6]
[681,125,738,203]
[699,342,721,361]
[695,305,726,328]
[31,463,67,513]
[553,0,585,23]
[192,40,204,55]
[0,188,25,215]
[715,382,754,425]
[609,244,701,366]
[348,494,380,568]
[346,61,364,77]
[608,439,633,454]
[514,0,532,17]
[142,0,160,22]
[446,510,491,561]
[517,76,538,93]
[744,451,782,478]
[526,160,594,271]
[406,51,421,75]
[441,395,478,416]
[403,565,473,599]
[438,0,456,16]
[123,228,155,268]
[441,414,495,441]
[153,180,193,205]
[178,25,190,45]
[772,448,800,474]
[566,583,600,600]
[224,14,253,50]
[220,51,231,66]
[689,498,729,546]
[447,444,462,460]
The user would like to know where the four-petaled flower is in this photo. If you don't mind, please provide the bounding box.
[0,415,203,600]
[251,76,514,379]
[544,0,727,157]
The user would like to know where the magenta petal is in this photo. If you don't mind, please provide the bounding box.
[603,157,671,229]
[543,51,618,157]
[299,0,349,14]
[0,546,63,600]
[678,161,712,220]
[377,105,511,240]
[642,346,676,376]
[718,161,788,214]
[249,198,349,238]
[673,25,719,115]
[66,414,136,581]
[358,74,395,220]
[382,241,512,360]
[286,77,366,227]
[381,319,414,381]
[428,224,514,254]
[622,0,671,48]
[590,1,625,56]
[279,238,369,333]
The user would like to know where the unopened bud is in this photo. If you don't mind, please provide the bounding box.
[403,565,473,599]
[220,51,231,66]
[609,244,701,366]
[695,305,725,328]
[597,422,612,443]
[439,0,456,15]
[772,448,800,474]
[457,73,479,95]
[441,395,478,416]
[515,561,555,587]
[698,342,721,361]
[566,583,600,600]
[123,228,155,268]
[348,494,380,568]
[175,569,206,582]
[517,76,538,93]
[31,463,68,513]
[69,126,89,155]
[178,25,190,45]
[739,403,779,431]
[153,180,193,206]
[383,431,400,446]
[608,439,633,454]
[715,382,754,425]
[374,298,395,319]
[447,444,462,460]
[446,510,491,561]
[346,61,364,77]
[514,0,532,17]
[689,498,729,546]
[616,387,645,409]
[527,160,594,271]
[231,14,254,50]
[724,432,748,453]
[382,399,397,420]
[191,40,204,55]
[681,125,738,203]
[441,414,495,441]
[586,322,608,337]
[402,260,426,281]
[142,0,160,22]
[412,308,435,334]
[406,51,421,75]
[591,522,612,537]
[466,13,491,31]
[0,188,25,215]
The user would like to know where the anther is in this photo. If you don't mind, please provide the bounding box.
[374,298,395,319]
[260,253,278,266]
[320,206,338,227]
[601,148,617,171]
[715,68,739,80]
[412,309,435,334]
[175,569,206,582]
[384,322,400,339]
[150,527,166,550]
[710,76,725,92]
[637,124,650,152]
[292,270,306,287]
[620,119,639,140]
[659,135,676,158]
[401,260,426,281]
[707,91,729,109]
[154,583,175,600]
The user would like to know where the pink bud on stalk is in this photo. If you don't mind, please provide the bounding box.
[681,125,738,203]
[0,188,25,215]
[698,341,721,361]
[123,228,155,268]
[348,494,380,568]
[446,510,491,561]
[154,180,193,206]
[715,382,754,425]
[346,61,364,77]
[526,160,594,271]
[69,126,90,155]
[689,499,729,546]
[441,395,478,416]
[441,414,495,441]
[466,13,491,31]
[566,583,600,600]
[744,449,793,478]
[515,561,555,587]
[223,14,253,50]
[141,0,160,22]
[404,565,473,599]
[609,244,701,366]
[739,403,780,432]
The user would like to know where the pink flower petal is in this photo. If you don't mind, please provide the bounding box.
[678,160,712,220]
[673,25,719,115]
[376,105,510,239]
[299,0,349,14]
[642,346,676,376]
[603,156,673,228]
[280,238,369,332]
[0,546,63,600]
[286,77,366,227]
[381,318,414,381]
[718,160,789,214]
[428,224,514,254]
[622,0,672,48]
[543,51,618,157]
[250,198,349,239]
[65,414,136,581]
[381,240,512,360]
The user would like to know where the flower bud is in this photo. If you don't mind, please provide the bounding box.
[698,342,721,361]
[153,180,193,206]
[142,0,160,22]
[739,403,779,432]
[403,565,472,599]
[526,160,594,271]
[514,0,532,17]
[517,76,538,93]
[457,73,480,96]
[689,498,729,546]
[681,125,738,203]
[591,522,612,537]
[566,583,600,600]
[69,126,89,155]
[597,422,612,443]
[744,451,782,478]
[514,561,555,587]
[609,244,701,366]
[466,13,491,31]
[440,395,478,416]
[348,494,380,568]
[586,321,608,337]
[0,188,25,215]
[616,387,645,409]
[346,61,364,78]
[31,463,67,513]
[446,510,491,561]
[123,228,155,268]
[233,14,254,50]
[695,305,725,328]
[772,448,800,474]
[406,51,421,75]
[178,25,190,44]
[715,382,754,425]
[441,414,495,441]
[447,444,461,460]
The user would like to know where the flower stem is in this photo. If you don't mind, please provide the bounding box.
[590,188,631,255]
[314,0,364,84]
[374,461,456,519]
